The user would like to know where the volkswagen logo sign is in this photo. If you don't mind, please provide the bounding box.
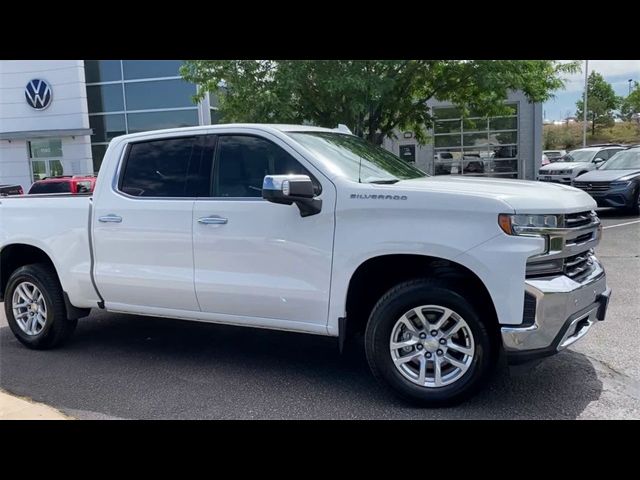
[25,79,52,110]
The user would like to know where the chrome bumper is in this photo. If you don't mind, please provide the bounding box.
[501,258,610,361]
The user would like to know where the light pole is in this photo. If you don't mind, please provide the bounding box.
[582,60,589,148]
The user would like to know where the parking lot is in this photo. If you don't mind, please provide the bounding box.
[1,208,638,419]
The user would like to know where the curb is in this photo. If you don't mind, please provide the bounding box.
[0,389,72,420]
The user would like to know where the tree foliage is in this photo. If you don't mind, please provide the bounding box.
[181,60,578,144]
[621,81,640,120]
[576,71,620,135]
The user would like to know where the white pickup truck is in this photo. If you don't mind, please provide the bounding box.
[0,124,611,405]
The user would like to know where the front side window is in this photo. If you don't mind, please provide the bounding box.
[119,136,210,197]
[214,135,319,197]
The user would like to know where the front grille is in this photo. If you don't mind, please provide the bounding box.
[564,251,596,282]
[563,211,595,228]
[573,181,611,193]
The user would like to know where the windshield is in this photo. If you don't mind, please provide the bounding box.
[288,132,426,183]
[599,149,640,170]
[560,149,596,163]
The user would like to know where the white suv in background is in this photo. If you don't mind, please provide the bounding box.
[538,146,626,184]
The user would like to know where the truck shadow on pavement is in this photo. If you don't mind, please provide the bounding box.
[0,310,603,419]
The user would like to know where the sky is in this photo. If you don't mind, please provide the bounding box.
[543,60,640,121]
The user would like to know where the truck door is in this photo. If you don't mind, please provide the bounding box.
[192,133,335,331]
[93,135,212,312]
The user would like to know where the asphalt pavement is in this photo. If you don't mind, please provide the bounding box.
[1,208,638,419]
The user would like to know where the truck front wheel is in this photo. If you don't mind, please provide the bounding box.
[365,279,494,406]
[4,264,77,350]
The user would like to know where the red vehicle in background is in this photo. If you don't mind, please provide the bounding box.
[28,175,96,195]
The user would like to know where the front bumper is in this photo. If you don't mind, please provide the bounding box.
[538,175,573,184]
[501,258,610,364]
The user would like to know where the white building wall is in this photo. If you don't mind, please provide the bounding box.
[0,60,92,191]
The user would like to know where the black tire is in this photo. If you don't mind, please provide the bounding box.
[365,279,494,407]
[4,263,77,349]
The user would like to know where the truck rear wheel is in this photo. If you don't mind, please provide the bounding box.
[4,264,77,350]
[365,279,493,406]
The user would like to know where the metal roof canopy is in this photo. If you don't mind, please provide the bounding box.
[0,128,93,141]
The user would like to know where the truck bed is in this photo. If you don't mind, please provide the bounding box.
[0,195,100,308]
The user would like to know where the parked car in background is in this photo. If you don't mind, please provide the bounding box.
[543,150,567,163]
[573,147,640,214]
[0,184,24,196]
[28,175,96,195]
[538,146,626,184]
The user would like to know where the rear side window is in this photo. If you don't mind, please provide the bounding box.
[29,181,71,194]
[119,136,210,197]
[214,135,320,198]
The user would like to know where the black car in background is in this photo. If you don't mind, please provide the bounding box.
[573,147,640,214]
[0,184,24,196]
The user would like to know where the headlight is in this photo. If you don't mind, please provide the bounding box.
[610,180,631,187]
[498,214,560,235]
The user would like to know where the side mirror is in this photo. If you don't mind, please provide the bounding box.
[262,174,322,217]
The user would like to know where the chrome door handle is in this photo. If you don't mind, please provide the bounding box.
[197,215,228,225]
[98,214,122,223]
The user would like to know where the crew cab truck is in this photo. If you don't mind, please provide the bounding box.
[0,124,611,406]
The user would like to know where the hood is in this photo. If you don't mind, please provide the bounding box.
[394,176,596,214]
[575,169,640,182]
[540,162,589,171]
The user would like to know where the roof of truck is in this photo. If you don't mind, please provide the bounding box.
[112,124,342,142]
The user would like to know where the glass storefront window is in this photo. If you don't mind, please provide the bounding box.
[434,120,461,134]
[29,139,63,158]
[122,60,183,80]
[87,84,125,112]
[85,60,122,83]
[432,103,519,178]
[489,116,517,131]
[28,139,64,181]
[210,108,220,124]
[127,109,199,133]
[91,145,108,174]
[90,114,127,142]
[124,79,197,111]
[31,160,47,181]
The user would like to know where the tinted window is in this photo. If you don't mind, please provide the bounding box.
[124,79,196,110]
[85,60,122,83]
[127,110,199,134]
[215,135,318,198]
[89,114,126,142]
[29,181,71,194]
[122,60,183,80]
[120,137,210,197]
[87,84,125,112]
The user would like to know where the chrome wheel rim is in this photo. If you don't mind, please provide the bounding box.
[389,305,475,388]
[12,282,47,336]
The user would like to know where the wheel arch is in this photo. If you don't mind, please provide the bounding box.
[342,254,500,346]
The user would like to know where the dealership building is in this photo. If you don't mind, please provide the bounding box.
[1,60,542,191]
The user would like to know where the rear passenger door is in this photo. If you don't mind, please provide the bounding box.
[93,134,213,312]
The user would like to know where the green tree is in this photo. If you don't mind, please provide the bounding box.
[576,71,620,136]
[181,60,578,145]
[621,81,640,121]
